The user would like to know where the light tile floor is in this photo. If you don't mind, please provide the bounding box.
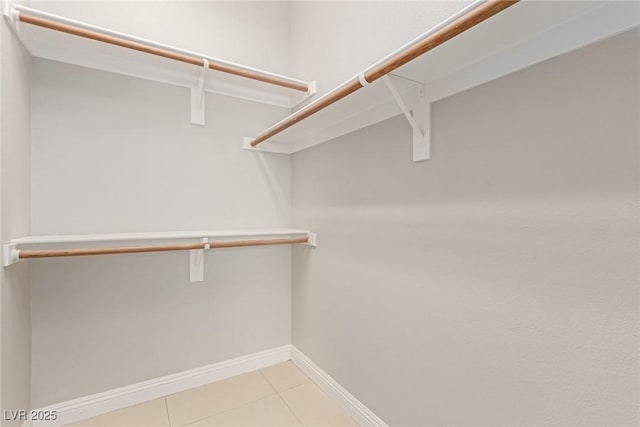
[66,362,357,427]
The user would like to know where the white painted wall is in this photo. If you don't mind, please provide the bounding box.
[0,0,32,423]
[19,2,640,422]
[31,0,291,75]
[29,1,294,407]
[291,29,640,425]
[289,1,469,97]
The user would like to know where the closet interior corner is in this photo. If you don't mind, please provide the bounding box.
[1,0,638,426]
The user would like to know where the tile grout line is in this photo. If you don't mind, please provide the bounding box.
[259,361,313,393]
[163,370,279,427]
[258,368,305,425]
[163,397,172,427]
[275,392,305,426]
[68,364,316,426]
[260,363,335,425]
[257,369,282,396]
[178,391,279,427]
[271,376,312,394]
[279,381,359,426]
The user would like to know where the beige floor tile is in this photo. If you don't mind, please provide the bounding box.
[64,398,169,427]
[279,382,357,427]
[260,361,311,392]
[185,395,301,426]
[165,371,276,426]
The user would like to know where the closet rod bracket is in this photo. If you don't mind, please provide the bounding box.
[307,80,317,97]
[190,58,209,126]
[4,2,32,49]
[3,243,20,267]
[381,75,431,162]
[302,233,317,248]
[3,1,17,22]
[189,237,208,282]
[242,137,292,154]
[291,80,317,109]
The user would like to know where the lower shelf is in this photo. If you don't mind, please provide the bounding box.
[3,228,317,282]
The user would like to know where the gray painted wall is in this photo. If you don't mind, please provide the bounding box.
[289,1,468,98]
[28,0,293,410]
[31,0,291,78]
[29,58,293,408]
[0,2,32,424]
[292,29,640,425]
[28,0,298,406]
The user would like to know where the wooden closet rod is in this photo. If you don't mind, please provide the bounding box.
[16,12,309,93]
[16,237,309,260]
[251,0,518,147]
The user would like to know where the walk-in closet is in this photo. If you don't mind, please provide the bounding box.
[1,0,638,426]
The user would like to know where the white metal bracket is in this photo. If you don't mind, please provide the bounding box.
[291,80,317,109]
[4,2,33,50]
[3,243,21,267]
[358,73,371,87]
[302,233,317,247]
[190,59,209,126]
[242,136,293,154]
[3,1,14,20]
[3,1,22,25]
[382,75,431,162]
[189,237,209,282]
[307,80,317,97]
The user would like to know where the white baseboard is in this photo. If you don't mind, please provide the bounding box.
[290,346,388,427]
[29,345,291,427]
[27,344,386,427]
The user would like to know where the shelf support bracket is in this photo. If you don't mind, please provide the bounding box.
[302,233,317,247]
[4,2,33,50]
[3,243,20,267]
[381,75,431,162]
[3,2,17,23]
[292,80,317,108]
[189,237,209,282]
[190,59,209,126]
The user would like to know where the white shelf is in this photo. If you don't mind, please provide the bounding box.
[247,0,639,157]
[246,74,424,155]
[403,0,640,103]
[8,228,311,247]
[4,3,313,109]
[4,229,316,282]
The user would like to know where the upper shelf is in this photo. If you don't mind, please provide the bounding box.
[246,0,640,157]
[4,2,315,109]
[245,73,425,155]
